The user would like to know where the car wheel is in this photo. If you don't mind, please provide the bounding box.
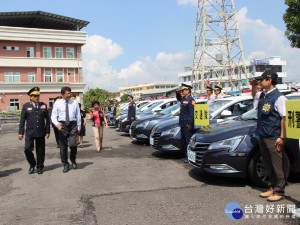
[248,150,290,187]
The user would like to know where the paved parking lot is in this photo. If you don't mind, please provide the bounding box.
[0,121,299,224]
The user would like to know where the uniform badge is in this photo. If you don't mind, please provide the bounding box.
[27,108,33,111]
[183,101,188,104]
[262,103,271,112]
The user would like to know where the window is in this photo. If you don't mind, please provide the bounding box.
[27,47,34,58]
[43,47,52,58]
[10,99,19,110]
[4,72,20,82]
[67,71,74,76]
[56,72,64,82]
[55,47,63,58]
[45,71,52,82]
[3,46,19,50]
[66,48,74,59]
[28,72,35,82]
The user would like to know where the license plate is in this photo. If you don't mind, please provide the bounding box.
[187,150,196,163]
[149,136,154,145]
[129,128,132,136]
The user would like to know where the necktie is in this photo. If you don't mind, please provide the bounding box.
[66,101,70,125]
[35,103,38,109]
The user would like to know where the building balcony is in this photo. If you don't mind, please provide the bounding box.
[0,57,82,68]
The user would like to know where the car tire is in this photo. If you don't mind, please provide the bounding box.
[248,150,290,187]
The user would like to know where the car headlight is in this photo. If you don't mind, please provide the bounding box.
[122,118,128,123]
[136,121,150,128]
[189,134,196,149]
[208,136,244,152]
[161,127,181,136]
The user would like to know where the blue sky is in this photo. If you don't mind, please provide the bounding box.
[1,0,299,91]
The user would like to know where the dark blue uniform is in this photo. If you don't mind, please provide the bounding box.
[176,92,195,156]
[19,102,50,169]
[127,101,136,123]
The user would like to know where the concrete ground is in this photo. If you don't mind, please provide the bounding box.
[0,121,300,225]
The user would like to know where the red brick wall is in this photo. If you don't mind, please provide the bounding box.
[0,67,78,83]
[0,92,80,111]
[0,41,78,59]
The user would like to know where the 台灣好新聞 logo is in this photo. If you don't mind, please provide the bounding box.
[225,202,243,219]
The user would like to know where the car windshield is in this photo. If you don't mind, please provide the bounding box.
[241,108,257,120]
[143,101,164,112]
[160,103,180,115]
[137,101,152,112]
[208,100,232,114]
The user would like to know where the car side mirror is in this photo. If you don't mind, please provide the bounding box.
[221,110,232,117]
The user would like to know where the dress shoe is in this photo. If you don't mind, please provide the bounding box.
[71,161,77,169]
[63,164,69,173]
[28,166,35,174]
[37,168,43,174]
[267,194,284,202]
[259,188,274,198]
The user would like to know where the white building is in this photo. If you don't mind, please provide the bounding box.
[178,56,287,92]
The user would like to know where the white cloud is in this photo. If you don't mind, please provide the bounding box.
[238,7,300,81]
[82,35,192,91]
[177,0,197,6]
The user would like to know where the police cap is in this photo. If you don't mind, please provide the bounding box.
[214,85,222,91]
[181,83,192,90]
[206,86,213,91]
[27,87,40,96]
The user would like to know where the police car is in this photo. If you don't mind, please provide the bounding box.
[187,93,300,187]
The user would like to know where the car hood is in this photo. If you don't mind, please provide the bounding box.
[154,117,179,132]
[194,119,257,143]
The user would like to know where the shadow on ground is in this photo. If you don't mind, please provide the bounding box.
[0,168,22,178]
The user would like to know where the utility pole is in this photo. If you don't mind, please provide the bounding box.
[191,0,249,93]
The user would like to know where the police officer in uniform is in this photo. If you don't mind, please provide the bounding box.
[211,85,223,103]
[206,86,213,104]
[252,70,288,202]
[18,87,50,174]
[127,95,136,124]
[176,84,195,162]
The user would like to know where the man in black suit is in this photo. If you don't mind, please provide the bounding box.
[18,87,50,174]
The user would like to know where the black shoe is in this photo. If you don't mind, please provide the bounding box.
[37,168,43,174]
[71,161,77,169]
[28,166,35,174]
[63,164,69,173]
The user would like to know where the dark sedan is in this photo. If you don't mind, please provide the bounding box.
[130,103,180,142]
[187,107,300,187]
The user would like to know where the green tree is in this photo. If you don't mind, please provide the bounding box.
[283,0,300,48]
[120,94,128,102]
[83,88,115,112]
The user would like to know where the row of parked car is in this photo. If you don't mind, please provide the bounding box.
[105,92,300,187]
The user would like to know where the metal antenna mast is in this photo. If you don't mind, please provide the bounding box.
[191,0,249,93]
